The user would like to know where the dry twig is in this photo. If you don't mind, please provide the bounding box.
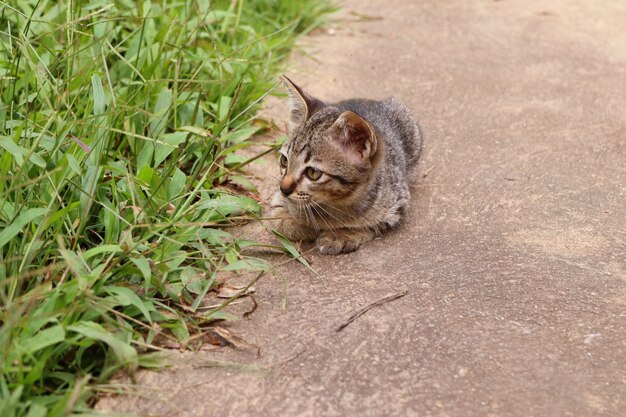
[336,290,408,332]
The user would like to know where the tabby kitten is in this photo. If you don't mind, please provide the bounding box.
[270,76,422,254]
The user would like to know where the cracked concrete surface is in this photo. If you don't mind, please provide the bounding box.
[97,0,626,415]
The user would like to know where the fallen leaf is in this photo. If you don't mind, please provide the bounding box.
[207,326,259,355]
[216,284,256,299]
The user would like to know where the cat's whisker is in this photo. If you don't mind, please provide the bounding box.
[308,202,336,234]
[310,201,351,230]
[299,202,310,227]
[296,201,302,219]
[297,201,309,227]
[320,200,363,221]
[306,205,321,235]
[317,201,368,229]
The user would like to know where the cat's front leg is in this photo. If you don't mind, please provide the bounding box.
[268,192,317,241]
[316,228,375,255]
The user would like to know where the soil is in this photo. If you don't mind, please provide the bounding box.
[97,0,626,415]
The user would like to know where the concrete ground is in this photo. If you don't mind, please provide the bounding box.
[97,0,626,416]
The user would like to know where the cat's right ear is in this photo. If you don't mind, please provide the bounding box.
[281,75,319,134]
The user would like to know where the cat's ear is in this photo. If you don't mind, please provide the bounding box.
[330,111,378,162]
[281,75,319,133]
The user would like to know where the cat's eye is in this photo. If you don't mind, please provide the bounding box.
[279,154,288,169]
[305,167,322,181]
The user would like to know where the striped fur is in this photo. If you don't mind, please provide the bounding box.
[270,76,422,254]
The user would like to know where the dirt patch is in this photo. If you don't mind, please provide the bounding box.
[510,227,611,258]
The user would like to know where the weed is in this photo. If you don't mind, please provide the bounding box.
[0,0,334,415]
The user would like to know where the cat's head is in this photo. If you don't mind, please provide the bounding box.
[277,75,384,209]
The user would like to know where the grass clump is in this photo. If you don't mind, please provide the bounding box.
[0,0,334,415]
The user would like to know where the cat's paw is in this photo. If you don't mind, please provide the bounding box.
[316,229,375,255]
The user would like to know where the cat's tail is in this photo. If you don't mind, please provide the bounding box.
[384,97,422,169]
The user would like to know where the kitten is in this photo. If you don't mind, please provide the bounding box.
[269,75,422,254]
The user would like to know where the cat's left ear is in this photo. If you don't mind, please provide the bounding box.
[281,75,320,134]
[330,111,379,163]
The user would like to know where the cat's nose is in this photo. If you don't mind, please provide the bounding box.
[280,177,296,196]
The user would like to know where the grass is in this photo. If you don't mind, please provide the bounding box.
[0,0,334,415]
